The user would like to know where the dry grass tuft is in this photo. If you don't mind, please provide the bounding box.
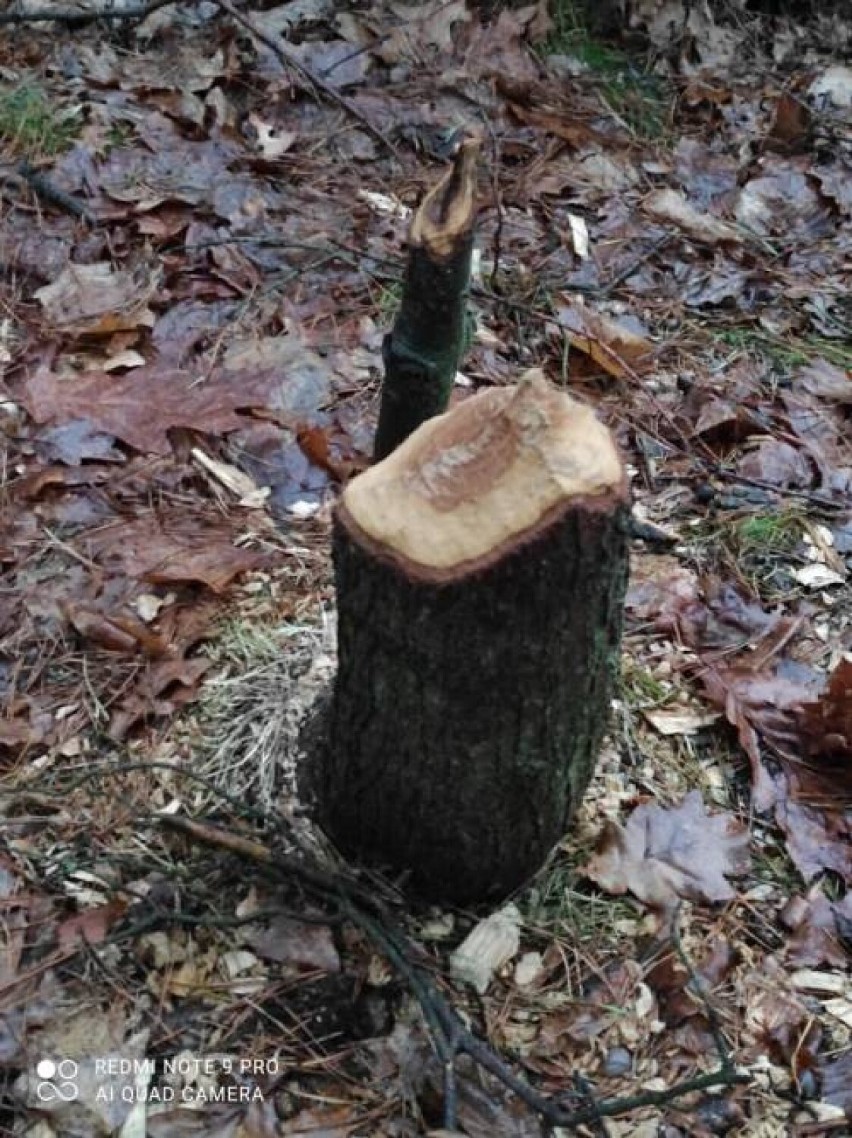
[193,611,336,813]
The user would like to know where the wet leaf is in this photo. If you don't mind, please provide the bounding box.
[249,918,341,973]
[22,364,282,456]
[819,1050,852,1119]
[765,91,812,154]
[737,439,812,488]
[643,188,742,246]
[583,791,751,913]
[555,299,655,379]
[34,262,157,336]
[85,513,266,592]
[797,359,852,404]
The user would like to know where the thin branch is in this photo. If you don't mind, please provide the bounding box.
[706,463,844,513]
[26,763,750,1129]
[3,161,94,223]
[159,814,389,917]
[161,815,751,1130]
[553,1068,750,1127]
[0,0,175,25]
[209,0,403,165]
[670,906,735,1072]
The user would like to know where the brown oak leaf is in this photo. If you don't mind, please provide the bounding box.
[583,791,751,912]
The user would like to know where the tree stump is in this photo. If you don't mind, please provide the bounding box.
[319,371,630,904]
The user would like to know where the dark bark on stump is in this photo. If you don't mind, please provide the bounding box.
[373,132,480,462]
[318,374,630,904]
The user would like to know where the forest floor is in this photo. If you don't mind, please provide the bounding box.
[1,1,851,1135]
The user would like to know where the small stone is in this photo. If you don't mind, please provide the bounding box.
[603,1046,632,1077]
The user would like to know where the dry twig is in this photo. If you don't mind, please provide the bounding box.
[210,0,403,165]
[160,814,751,1132]
[0,0,175,24]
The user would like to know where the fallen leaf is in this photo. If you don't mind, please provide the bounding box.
[773,779,852,884]
[250,918,341,972]
[824,998,852,1030]
[792,563,845,588]
[556,299,655,379]
[108,656,211,741]
[280,1106,361,1137]
[567,212,590,259]
[737,439,812,488]
[735,160,829,239]
[64,602,174,658]
[644,188,742,245]
[796,659,852,768]
[643,706,721,736]
[809,64,852,110]
[697,660,818,812]
[625,555,701,633]
[85,513,266,592]
[819,1049,852,1118]
[35,262,157,336]
[789,969,847,995]
[464,11,543,84]
[781,888,852,969]
[191,447,270,506]
[765,91,812,153]
[57,899,128,953]
[102,348,147,372]
[631,0,737,71]
[514,951,544,988]
[22,364,282,456]
[797,359,852,404]
[583,791,751,913]
[247,113,297,159]
[37,418,124,465]
[502,95,611,149]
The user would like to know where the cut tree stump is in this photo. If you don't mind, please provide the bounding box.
[319,370,630,904]
[373,131,480,462]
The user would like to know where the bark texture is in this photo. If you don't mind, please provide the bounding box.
[373,132,479,462]
[323,501,628,902]
[318,373,630,904]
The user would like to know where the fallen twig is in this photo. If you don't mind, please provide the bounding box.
[6,161,95,223]
[670,905,735,1072]
[706,464,844,512]
[626,516,678,546]
[0,0,175,25]
[160,813,751,1131]
[159,813,389,917]
[12,757,750,1129]
[210,0,403,165]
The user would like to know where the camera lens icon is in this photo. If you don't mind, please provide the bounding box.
[36,1058,79,1102]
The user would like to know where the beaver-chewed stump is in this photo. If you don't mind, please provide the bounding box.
[319,370,630,904]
